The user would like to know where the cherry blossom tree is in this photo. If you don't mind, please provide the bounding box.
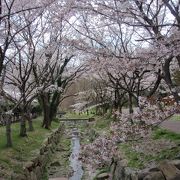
[69,11,159,116]
[129,0,180,103]
[66,0,180,172]
[0,0,55,142]
[2,10,43,137]
[73,0,180,104]
[0,0,85,132]
[31,8,85,128]
[0,0,52,77]
[76,1,180,170]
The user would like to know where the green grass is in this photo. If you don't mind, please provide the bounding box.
[118,142,180,169]
[119,143,147,169]
[65,112,112,129]
[47,127,71,178]
[93,116,112,130]
[65,112,95,119]
[67,112,180,171]
[65,113,113,146]
[153,128,180,141]
[118,128,180,169]
[93,167,110,180]
[170,114,180,121]
[0,117,60,178]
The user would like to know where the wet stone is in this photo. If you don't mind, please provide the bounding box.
[143,171,165,180]
[96,172,109,180]
[50,161,61,167]
[159,161,180,180]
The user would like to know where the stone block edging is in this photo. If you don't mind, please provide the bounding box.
[11,124,64,180]
[111,159,180,180]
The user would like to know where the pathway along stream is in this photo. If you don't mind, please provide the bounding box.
[69,128,84,180]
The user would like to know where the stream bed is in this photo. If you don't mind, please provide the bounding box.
[69,128,84,180]
[48,125,84,180]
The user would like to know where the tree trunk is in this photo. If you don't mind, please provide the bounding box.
[95,106,98,115]
[109,106,113,116]
[39,93,51,129]
[163,57,180,104]
[42,105,51,129]
[118,105,122,114]
[27,113,34,131]
[177,55,180,68]
[86,109,89,115]
[0,47,4,77]
[40,91,62,128]
[128,93,134,114]
[49,92,61,125]
[20,114,27,137]
[41,94,51,129]
[6,117,12,147]
[104,105,109,114]
[128,93,134,124]
[49,103,58,124]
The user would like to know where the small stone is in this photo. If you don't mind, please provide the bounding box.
[24,161,34,172]
[50,161,61,166]
[124,168,138,180]
[171,160,180,170]
[138,169,150,180]
[88,118,95,122]
[32,157,39,166]
[159,160,180,180]
[30,171,37,180]
[143,171,165,180]
[120,159,128,167]
[131,173,138,180]
[35,166,42,179]
[149,167,159,172]
[96,172,109,180]
[40,146,45,155]
[11,173,26,180]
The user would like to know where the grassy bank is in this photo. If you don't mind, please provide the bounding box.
[0,117,60,178]
[118,128,180,169]
[170,114,180,121]
[65,113,180,175]
[47,128,71,179]
[65,113,112,143]
[65,112,95,119]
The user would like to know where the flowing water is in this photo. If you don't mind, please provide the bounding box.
[48,122,85,180]
[69,128,84,180]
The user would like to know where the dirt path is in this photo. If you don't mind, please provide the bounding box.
[160,117,180,134]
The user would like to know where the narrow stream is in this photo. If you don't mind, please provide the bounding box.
[69,128,84,180]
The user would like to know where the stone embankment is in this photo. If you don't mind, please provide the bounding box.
[96,159,180,180]
[11,125,64,180]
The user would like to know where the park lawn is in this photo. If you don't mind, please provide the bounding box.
[153,128,180,141]
[118,128,180,169]
[0,117,60,178]
[65,112,95,119]
[66,112,112,130]
[93,116,112,131]
[170,114,180,121]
